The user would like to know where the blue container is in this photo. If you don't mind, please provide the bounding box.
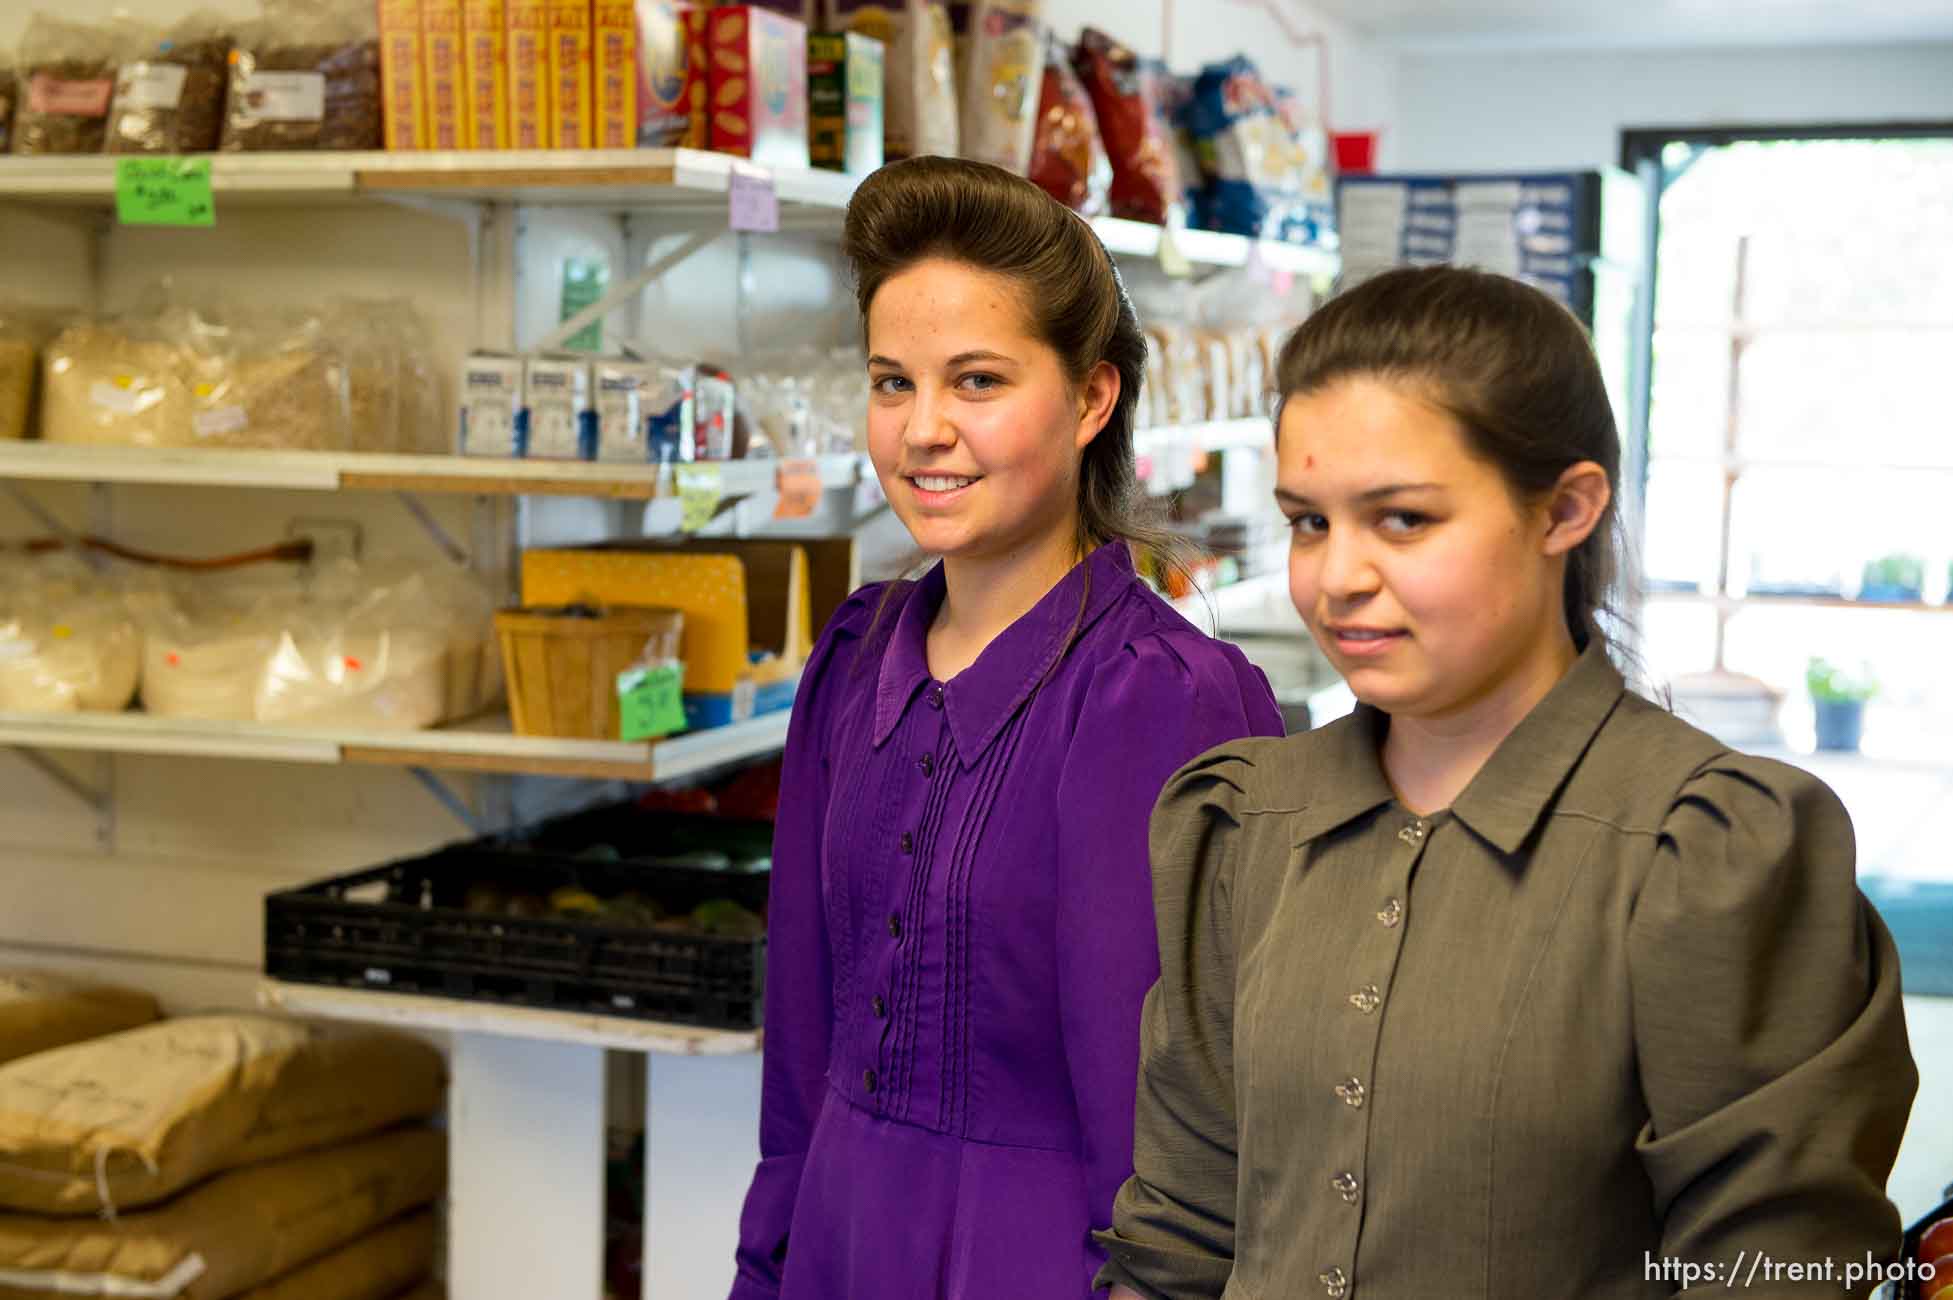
[1812,698,1865,752]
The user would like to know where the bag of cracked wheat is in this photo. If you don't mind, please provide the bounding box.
[220,0,382,152]
[108,14,234,155]
[12,14,150,156]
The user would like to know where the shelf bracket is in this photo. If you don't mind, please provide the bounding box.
[396,494,472,566]
[7,747,113,844]
[407,767,487,837]
[534,228,718,354]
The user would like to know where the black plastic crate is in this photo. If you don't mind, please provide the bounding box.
[266,809,771,1030]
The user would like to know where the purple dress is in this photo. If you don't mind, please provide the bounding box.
[730,543,1284,1299]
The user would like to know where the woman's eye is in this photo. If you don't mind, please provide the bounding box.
[957,372,1002,393]
[870,375,911,397]
[1380,510,1430,535]
[1288,513,1327,537]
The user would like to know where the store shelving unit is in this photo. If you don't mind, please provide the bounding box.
[0,148,1340,1300]
[0,441,866,498]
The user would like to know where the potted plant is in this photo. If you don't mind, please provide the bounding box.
[1806,658,1876,752]
[1859,553,1925,603]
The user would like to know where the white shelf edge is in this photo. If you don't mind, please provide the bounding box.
[0,148,860,212]
[0,443,863,498]
[1135,418,1275,459]
[0,708,792,781]
[1092,217,1340,278]
[259,979,761,1056]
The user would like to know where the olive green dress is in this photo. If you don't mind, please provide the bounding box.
[1097,642,1917,1300]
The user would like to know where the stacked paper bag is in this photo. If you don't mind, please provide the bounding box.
[0,1015,447,1300]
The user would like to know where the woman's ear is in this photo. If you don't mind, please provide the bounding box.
[1541,460,1611,557]
[1076,361,1120,453]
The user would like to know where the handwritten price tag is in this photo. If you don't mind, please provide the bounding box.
[617,661,688,741]
[676,464,724,533]
[114,157,215,228]
[729,163,779,234]
[773,458,822,520]
[1157,223,1193,278]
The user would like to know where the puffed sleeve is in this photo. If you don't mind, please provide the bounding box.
[1093,749,1260,1299]
[1629,754,1917,1298]
[729,588,881,1300]
[1056,634,1281,1297]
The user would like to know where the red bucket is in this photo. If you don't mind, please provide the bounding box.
[1332,131,1379,175]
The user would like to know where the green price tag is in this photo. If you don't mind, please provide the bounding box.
[114,157,215,228]
[558,257,611,353]
[617,661,688,741]
[676,465,723,533]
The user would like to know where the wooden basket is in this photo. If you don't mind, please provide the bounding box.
[494,605,685,740]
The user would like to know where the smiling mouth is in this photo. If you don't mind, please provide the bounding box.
[907,474,980,494]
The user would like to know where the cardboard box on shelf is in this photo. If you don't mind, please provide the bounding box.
[594,1,637,148]
[379,0,428,150]
[507,0,549,147]
[808,30,883,176]
[522,539,817,727]
[706,6,810,171]
[680,5,709,147]
[423,0,466,150]
[548,0,596,148]
[462,0,510,148]
[633,0,693,146]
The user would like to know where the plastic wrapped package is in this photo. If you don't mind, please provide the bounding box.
[831,0,957,161]
[132,569,299,721]
[1027,30,1108,215]
[325,299,438,453]
[0,557,142,714]
[221,0,383,152]
[319,556,502,724]
[40,306,352,451]
[107,14,233,154]
[12,15,145,156]
[1182,55,1298,240]
[1142,322,1206,426]
[958,0,1041,175]
[1070,28,1183,226]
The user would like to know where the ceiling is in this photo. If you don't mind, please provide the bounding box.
[1305,0,1953,52]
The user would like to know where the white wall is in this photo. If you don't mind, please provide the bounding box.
[1392,41,1953,173]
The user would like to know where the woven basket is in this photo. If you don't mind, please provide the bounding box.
[494,605,684,740]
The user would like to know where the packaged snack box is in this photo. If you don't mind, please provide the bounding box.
[594,1,636,147]
[379,0,428,150]
[633,0,691,146]
[809,30,883,176]
[706,6,809,171]
[423,0,466,150]
[507,0,549,147]
[548,0,594,148]
[462,0,510,148]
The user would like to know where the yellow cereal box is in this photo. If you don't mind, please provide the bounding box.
[507,0,549,148]
[378,0,428,150]
[548,0,595,149]
[462,0,510,148]
[594,1,636,149]
[423,0,465,150]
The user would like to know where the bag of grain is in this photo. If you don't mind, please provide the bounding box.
[0,1128,444,1299]
[12,14,148,156]
[229,1210,435,1300]
[0,973,157,1069]
[107,13,233,154]
[0,1014,444,1217]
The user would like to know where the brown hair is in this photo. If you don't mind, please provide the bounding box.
[1274,265,1627,654]
[841,155,1193,594]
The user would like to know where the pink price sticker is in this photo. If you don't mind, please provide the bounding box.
[773,458,823,520]
[729,164,779,234]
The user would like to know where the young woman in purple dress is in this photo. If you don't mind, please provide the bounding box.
[726,157,1285,1299]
